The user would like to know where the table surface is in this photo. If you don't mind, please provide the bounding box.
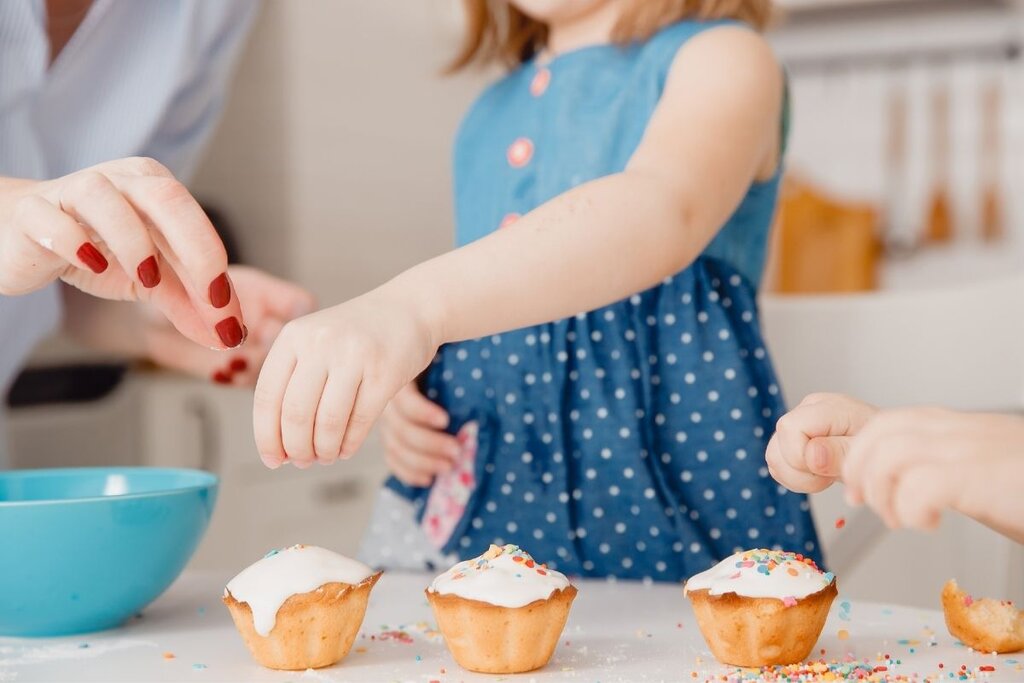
[1,571,1021,682]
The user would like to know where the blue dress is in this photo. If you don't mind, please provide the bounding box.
[383,19,821,581]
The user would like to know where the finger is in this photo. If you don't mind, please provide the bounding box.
[14,195,109,275]
[860,432,931,528]
[253,344,297,469]
[393,382,450,429]
[60,171,163,290]
[384,450,432,488]
[388,417,460,462]
[340,384,391,459]
[313,369,361,464]
[891,463,957,531]
[112,175,245,347]
[387,428,456,473]
[279,362,329,469]
[805,436,851,478]
[766,439,833,493]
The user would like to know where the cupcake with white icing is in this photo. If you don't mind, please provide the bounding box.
[684,549,837,667]
[426,544,577,674]
[222,544,381,670]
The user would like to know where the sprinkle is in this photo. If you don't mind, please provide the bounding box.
[355,647,367,654]
[979,665,995,672]
[78,643,90,649]
[964,595,974,607]
[782,596,797,607]
[162,652,176,660]
[837,629,850,640]
[835,517,846,529]
[415,655,422,662]
[192,663,207,670]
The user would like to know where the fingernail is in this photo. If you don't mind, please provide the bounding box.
[240,324,249,345]
[229,357,248,373]
[76,243,108,274]
[137,255,161,288]
[260,455,281,470]
[209,272,231,308]
[212,370,232,384]
[215,317,244,348]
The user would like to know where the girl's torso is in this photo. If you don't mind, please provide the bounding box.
[384,20,820,582]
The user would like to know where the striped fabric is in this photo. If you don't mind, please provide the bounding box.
[0,0,260,464]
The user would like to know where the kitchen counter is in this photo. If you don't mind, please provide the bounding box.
[1,571,1020,682]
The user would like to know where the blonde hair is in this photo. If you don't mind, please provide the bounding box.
[450,0,773,71]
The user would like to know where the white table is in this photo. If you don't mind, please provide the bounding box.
[1,572,1020,682]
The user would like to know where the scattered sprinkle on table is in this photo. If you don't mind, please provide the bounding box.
[162,652,175,660]
[835,517,846,529]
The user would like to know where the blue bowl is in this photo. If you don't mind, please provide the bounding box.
[0,467,218,636]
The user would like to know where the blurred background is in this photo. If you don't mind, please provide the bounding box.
[7,0,1023,608]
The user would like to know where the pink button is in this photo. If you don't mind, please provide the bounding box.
[507,137,534,168]
[530,67,551,96]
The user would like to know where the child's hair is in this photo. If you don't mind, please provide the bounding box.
[450,0,773,71]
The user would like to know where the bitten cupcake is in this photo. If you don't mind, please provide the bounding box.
[426,544,577,674]
[223,544,381,670]
[684,548,837,667]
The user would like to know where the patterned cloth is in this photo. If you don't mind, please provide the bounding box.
[360,19,821,581]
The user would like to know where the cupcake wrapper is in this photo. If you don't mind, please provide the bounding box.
[224,572,382,670]
[427,586,577,674]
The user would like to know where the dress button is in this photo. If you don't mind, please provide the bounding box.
[499,213,521,228]
[507,137,534,168]
[530,67,551,96]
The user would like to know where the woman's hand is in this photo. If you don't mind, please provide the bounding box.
[766,392,878,493]
[0,157,246,349]
[381,382,459,487]
[142,266,314,385]
[253,285,443,469]
[842,408,1024,538]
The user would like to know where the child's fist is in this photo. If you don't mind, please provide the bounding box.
[766,393,878,493]
[842,408,1024,531]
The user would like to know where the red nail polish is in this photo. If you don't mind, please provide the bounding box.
[76,243,108,274]
[212,370,232,384]
[209,272,231,308]
[229,357,248,373]
[215,317,243,348]
[137,256,161,288]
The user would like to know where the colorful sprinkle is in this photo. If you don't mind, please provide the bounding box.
[835,517,846,529]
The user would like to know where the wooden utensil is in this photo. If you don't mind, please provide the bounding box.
[924,82,954,243]
[979,79,1004,242]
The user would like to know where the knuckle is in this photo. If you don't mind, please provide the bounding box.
[124,156,171,177]
[73,170,112,196]
[281,401,311,427]
[147,177,191,205]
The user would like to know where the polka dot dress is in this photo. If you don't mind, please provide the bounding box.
[371,20,820,581]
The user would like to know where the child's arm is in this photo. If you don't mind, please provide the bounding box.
[842,407,1024,544]
[253,26,784,468]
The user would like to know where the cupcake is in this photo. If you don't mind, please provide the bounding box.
[223,544,381,670]
[684,548,837,667]
[941,579,1024,654]
[426,544,577,674]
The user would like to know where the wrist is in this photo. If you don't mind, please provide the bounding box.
[379,266,449,349]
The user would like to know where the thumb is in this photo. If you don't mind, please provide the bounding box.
[806,436,851,479]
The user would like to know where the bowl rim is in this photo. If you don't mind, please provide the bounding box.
[0,466,219,508]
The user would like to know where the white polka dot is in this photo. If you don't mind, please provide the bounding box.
[546,512,557,523]
[604,310,615,321]
[696,450,708,462]
[675,431,687,443]
[486,501,497,512]
[622,557,634,569]
[681,332,693,344]
[596,407,608,419]
[709,528,721,539]
[708,291,720,303]
[525,334,536,346]
[582,428,593,440]
[572,488,583,500]
[764,506,776,517]
[583,560,595,571]
[643,487,655,499]
[599,543,610,554]
[558,492,570,504]
[718,329,730,341]
[670,392,681,404]
[576,527,588,538]
[730,409,742,420]
[624,329,636,341]
[614,388,626,400]
[556,351,568,362]
[740,488,752,500]
[507,354,519,366]
[609,485,620,496]
[741,311,753,323]
[703,489,715,500]
[500,484,512,495]
[702,351,715,362]
[542,472,554,484]
[533,529,544,540]
[504,432,516,443]
[593,507,604,518]
[748,528,759,539]
[724,368,736,380]
[523,491,535,503]
[507,521,518,533]
[585,468,597,480]
[690,542,701,554]
[624,468,635,479]
[713,430,725,442]
[630,294,642,305]
[521,451,533,463]
[619,427,631,438]
[719,469,731,481]
[736,448,747,460]
[708,390,719,402]
[697,311,709,323]
[591,330,603,342]
[726,508,737,519]
[680,470,693,482]
[472,517,483,529]
[684,373,696,384]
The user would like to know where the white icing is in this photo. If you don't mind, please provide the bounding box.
[428,544,570,608]
[684,549,834,602]
[225,545,374,636]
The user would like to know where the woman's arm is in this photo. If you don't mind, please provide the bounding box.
[254,26,785,468]
[397,26,783,343]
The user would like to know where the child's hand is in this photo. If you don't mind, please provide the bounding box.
[381,382,460,487]
[766,393,878,493]
[253,288,442,469]
[842,408,1024,533]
